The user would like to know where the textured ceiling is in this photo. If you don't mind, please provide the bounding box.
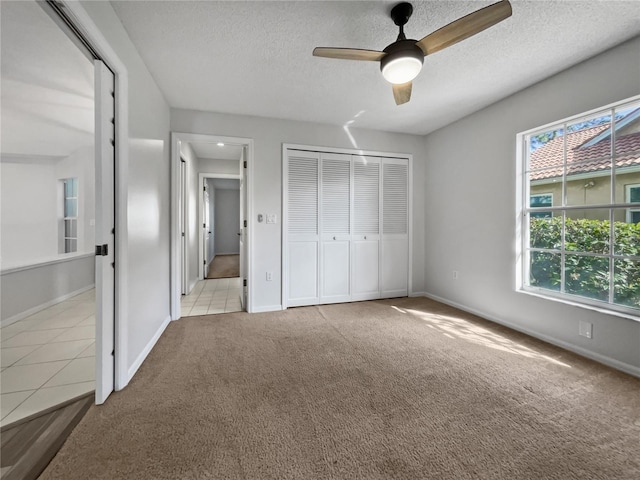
[111,0,640,136]
[0,1,94,158]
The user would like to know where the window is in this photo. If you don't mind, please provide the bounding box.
[626,184,640,224]
[63,178,78,253]
[530,193,553,218]
[519,97,640,315]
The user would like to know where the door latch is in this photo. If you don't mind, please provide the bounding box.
[95,244,108,256]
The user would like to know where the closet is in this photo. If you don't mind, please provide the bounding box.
[284,147,410,307]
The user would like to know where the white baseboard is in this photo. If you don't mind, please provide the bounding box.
[423,292,640,379]
[251,305,284,313]
[215,251,240,256]
[1,284,95,327]
[126,315,171,384]
[409,291,425,298]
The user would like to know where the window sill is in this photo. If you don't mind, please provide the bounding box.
[518,287,640,323]
[1,252,94,276]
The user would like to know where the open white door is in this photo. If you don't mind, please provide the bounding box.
[203,180,210,278]
[240,147,248,309]
[180,158,187,294]
[95,60,115,405]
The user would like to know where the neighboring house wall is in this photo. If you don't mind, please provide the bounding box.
[81,0,171,385]
[171,110,427,310]
[531,171,640,221]
[214,188,240,255]
[423,36,640,374]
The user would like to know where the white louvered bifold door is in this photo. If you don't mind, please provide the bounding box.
[381,158,409,297]
[286,150,320,306]
[320,153,351,303]
[352,156,381,301]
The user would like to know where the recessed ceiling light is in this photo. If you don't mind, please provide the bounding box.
[217,142,224,147]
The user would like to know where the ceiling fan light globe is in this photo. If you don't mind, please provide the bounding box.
[381,56,423,84]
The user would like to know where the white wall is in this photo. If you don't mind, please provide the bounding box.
[171,110,427,310]
[423,37,640,375]
[198,158,238,175]
[0,157,58,265]
[214,188,240,255]
[0,145,94,266]
[81,1,171,383]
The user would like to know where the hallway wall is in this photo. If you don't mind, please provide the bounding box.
[214,188,240,255]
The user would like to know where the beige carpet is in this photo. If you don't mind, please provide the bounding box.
[206,254,240,279]
[41,297,640,479]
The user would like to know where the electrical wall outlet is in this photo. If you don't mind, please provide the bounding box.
[579,320,593,339]
[266,214,277,224]
[452,270,459,280]
[266,272,273,281]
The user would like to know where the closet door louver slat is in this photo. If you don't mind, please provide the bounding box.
[383,163,408,235]
[288,156,318,236]
[322,159,350,235]
[354,162,380,235]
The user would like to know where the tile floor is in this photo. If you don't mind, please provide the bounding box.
[181,278,243,316]
[1,289,95,426]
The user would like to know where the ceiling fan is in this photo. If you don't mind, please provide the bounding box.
[313,1,512,105]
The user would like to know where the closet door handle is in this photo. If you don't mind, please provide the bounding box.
[364,236,367,240]
[333,236,336,240]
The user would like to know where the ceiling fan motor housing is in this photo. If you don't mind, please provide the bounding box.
[380,40,424,84]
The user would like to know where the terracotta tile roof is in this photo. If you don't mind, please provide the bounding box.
[529,123,640,181]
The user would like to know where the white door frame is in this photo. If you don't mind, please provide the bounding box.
[59,2,130,392]
[198,173,241,281]
[171,133,254,319]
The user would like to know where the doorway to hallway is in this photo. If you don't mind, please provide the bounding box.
[171,133,253,319]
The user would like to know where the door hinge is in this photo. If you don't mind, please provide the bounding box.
[95,244,108,256]
[203,260,206,265]
[244,220,247,228]
[244,161,247,168]
[111,262,115,269]
[181,232,185,237]
[243,279,247,287]
[203,223,206,228]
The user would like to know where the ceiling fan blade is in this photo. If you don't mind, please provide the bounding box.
[313,47,385,62]
[415,0,512,56]
[392,82,412,105]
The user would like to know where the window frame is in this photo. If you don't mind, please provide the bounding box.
[529,193,553,218]
[626,184,640,224]
[516,95,640,319]
[62,177,78,253]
